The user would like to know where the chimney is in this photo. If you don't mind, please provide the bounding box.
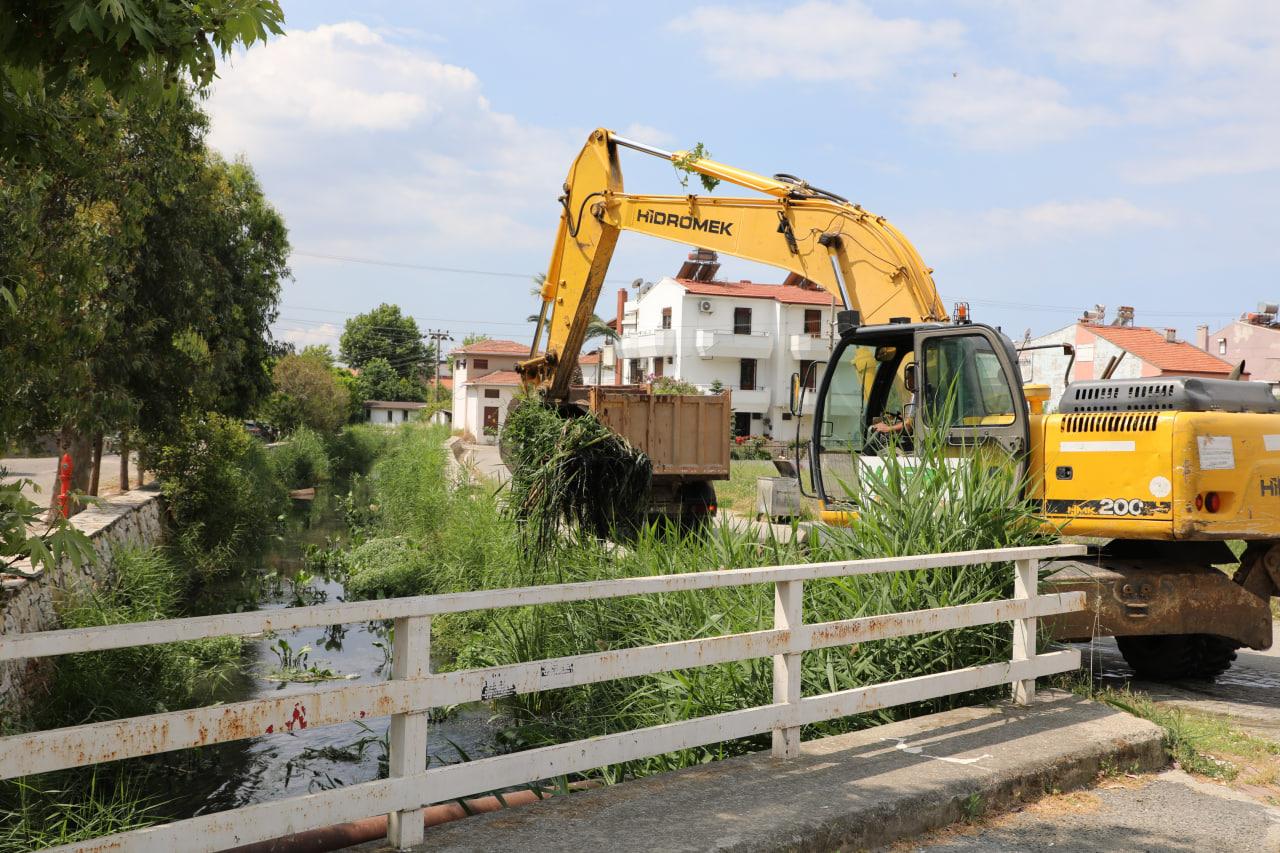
[1196,324,1209,351]
[615,288,627,386]
[1164,328,1177,343]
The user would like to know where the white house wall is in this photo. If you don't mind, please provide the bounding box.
[619,276,835,437]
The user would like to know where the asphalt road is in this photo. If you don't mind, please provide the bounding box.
[1,453,136,501]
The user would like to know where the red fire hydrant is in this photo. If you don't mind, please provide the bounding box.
[57,453,73,520]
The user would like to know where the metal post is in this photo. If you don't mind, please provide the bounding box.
[1012,558,1036,704]
[772,579,803,758]
[387,615,431,848]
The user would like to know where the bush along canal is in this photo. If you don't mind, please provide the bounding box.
[0,423,499,851]
[167,485,500,817]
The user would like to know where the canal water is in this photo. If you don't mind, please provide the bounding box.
[161,487,498,818]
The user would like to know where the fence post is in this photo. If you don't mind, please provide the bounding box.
[772,579,803,758]
[1011,558,1036,704]
[387,615,431,848]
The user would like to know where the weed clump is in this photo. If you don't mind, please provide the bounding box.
[344,536,433,599]
[500,399,652,554]
[269,426,331,489]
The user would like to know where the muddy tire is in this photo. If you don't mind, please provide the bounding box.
[1115,633,1239,681]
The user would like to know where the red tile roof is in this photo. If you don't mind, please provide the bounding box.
[438,377,453,390]
[1087,325,1236,375]
[579,351,601,364]
[676,278,836,306]
[452,338,528,355]
[468,370,524,387]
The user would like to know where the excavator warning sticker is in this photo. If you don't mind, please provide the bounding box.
[1197,435,1235,471]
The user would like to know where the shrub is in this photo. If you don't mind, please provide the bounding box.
[325,425,393,481]
[730,434,771,460]
[649,376,699,395]
[269,427,331,489]
[36,546,243,723]
[153,412,285,577]
[344,536,433,599]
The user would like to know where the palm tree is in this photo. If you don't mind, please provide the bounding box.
[527,273,619,386]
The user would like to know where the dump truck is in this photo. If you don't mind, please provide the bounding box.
[517,126,1280,680]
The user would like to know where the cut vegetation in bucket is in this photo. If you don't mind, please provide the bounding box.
[500,398,652,554]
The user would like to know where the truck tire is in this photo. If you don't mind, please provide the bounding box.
[678,481,717,533]
[1114,633,1239,681]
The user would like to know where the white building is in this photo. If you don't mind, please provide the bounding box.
[449,339,530,444]
[364,400,428,426]
[578,348,617,386]
[615,252,837,438]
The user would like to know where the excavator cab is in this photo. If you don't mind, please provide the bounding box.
[796,321,1030,515]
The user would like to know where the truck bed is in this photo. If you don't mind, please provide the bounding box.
[581,385,730,481]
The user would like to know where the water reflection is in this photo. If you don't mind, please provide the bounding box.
[162,486,498,817]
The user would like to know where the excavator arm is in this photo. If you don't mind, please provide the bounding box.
[519,127,949,400]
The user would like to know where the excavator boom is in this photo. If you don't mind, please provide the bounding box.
[520,128,948,399]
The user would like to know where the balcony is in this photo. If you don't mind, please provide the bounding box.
[617,329,676,359]
[730,386,772,412]
[694,330,773,359]
[790,333,832,360]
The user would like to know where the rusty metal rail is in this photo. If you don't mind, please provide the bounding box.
[0,543,1086,852]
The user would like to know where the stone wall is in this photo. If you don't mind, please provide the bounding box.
[0,487,164,717]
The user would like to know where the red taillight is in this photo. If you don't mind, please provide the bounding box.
[1205,491,1222,513]
[707,503,717,515]
[1195,494,1204,511]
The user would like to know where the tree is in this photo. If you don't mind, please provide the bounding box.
[0,82,289,507]
[340,303,433,382]
[265,350,351,434]
[354,357,424,403]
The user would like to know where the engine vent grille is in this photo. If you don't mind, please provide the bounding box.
[1058,377,1280,414]
[1062,413,1160,433]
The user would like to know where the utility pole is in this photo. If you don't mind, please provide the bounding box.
[426,329,454,407]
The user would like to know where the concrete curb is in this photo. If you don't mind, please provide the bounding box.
[367,690,1165,852]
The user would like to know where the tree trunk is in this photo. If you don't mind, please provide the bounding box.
[89,433,104,496]
[119,430,131,491]
[48,426,93,517]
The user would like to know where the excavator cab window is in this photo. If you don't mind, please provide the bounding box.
[810,335,916,504]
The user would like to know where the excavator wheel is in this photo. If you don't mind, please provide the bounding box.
[1114,633,1240,681]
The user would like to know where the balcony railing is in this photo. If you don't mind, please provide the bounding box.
[789,333,832,359]
[695,330,773,358]
[617,328,677,359]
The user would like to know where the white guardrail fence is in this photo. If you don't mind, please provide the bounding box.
[0,543,1086,852]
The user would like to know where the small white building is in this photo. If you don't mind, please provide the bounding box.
[450,339,530,444]
[615,251,836,438]
[364,400,428,426]
[578,348,617,386]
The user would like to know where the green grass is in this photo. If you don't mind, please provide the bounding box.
[349,414,1052,781]
[1089,686,1280,781]
[716,459,819,519]
[0,773,163,853]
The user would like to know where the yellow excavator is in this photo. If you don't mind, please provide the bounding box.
[519,127,1280,680]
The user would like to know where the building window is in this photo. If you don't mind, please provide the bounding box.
[402,409,410,421]
[386,410,393,423]
[629,358,645,383]
[733,411,752,436]
[799,359,818,389]
[457,358,466,369]
[1218,338,1227,355]
[733,306,752,335]
[804,309,821,336]
[652,356,664,378]
[484,389,500,399]
[661,307,672,330]
[473,358,489,369]
[740,358,757,391]
[666,356,673,364]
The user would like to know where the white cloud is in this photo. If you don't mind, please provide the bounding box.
[669,1,963,85]
[618,123,675,148]
[908,67,1104,150]
[278,322,341,349]
[916,198,1173,257]
[1007,1,1280,74]
[205,22,578,255]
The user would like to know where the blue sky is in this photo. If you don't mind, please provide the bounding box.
[203,1,1280,355]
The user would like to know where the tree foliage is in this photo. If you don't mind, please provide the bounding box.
[265,349,352,434]
[354,357,425,403]
[0,1,285,156]
[340,303,432,380]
